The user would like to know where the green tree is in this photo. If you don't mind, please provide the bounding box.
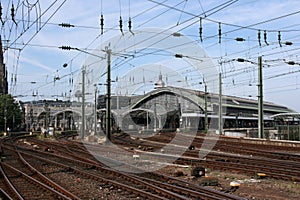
[0,94,24,132]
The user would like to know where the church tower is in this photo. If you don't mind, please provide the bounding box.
[154,72,165,89]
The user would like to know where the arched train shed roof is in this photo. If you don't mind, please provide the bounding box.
[271,113,300,120]
[130,86,206,111]
[130,86,294,115]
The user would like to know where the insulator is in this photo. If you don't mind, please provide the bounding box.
[119,16,123,35]
[128,17,132,32]
[0,2,3,25]
[278,31,282,47]
[11,4,15,18]
[58,23,74,28]
[175,54,183,58]
[11,3,17,25]
[285,41,293,46]
[258,30,261,46]
[264,30,269,45]
[199,17,203,42]
[236,58,245,62]
[59,46,72,50]
[287,61,295,65]
[100,14,104,35]
[218,22,221,43]
[172,32,182,37]
[235,37,245,42]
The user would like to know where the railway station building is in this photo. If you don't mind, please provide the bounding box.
[22,84,298,140]
[101,85,295,139]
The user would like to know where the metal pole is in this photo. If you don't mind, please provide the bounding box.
[81,65,86,139]
[117,91,119,110]
[44,100,49,132]
[218,73,223,135]
[154,101,157,132]
[287,122,290,140]
[106,47,112,142]
[258,56,264,138]
[146,111,149,130]
[4,95,7,133]
[298,120,300,141]
[94,84,97,135]
[204,84,208,133]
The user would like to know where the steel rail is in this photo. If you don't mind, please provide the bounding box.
[1,162,72,200]
[0,162,24,200]
[16,149,184,200]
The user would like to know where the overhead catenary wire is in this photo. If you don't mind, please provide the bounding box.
[20,0,67,51]
[94,1,300,108]
[105,0,242,68]
[3,0,300,107]
[5,0,67,51]
[51,0,177,88]
[115,2,300,65]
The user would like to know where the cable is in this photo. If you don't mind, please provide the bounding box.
[197,0,206,17]
[136,1,186,28]
[6,0,65,51]
[176,0,187,26]
[6,0,300,105]
[53,0,174,88]
[147,0,238,19]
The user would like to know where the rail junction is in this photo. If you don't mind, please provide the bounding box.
[1,132,299,199]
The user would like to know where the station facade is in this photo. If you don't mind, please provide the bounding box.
[22,85,297,139]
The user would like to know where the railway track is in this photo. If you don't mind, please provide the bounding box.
[135,172,245,200]
[1,162,73,200]
[1,132,298,199]
[2,144,175,199]
[0,162,23,200]
[1,136,245,200]
[1,143,79,199]
[112,132,300,181]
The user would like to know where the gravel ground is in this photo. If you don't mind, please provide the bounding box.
[158,165,300,200]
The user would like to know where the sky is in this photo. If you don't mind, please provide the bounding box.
[1,0,300,112]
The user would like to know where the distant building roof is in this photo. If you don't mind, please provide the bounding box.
[271,113,300,120]
[130,86,294,115]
